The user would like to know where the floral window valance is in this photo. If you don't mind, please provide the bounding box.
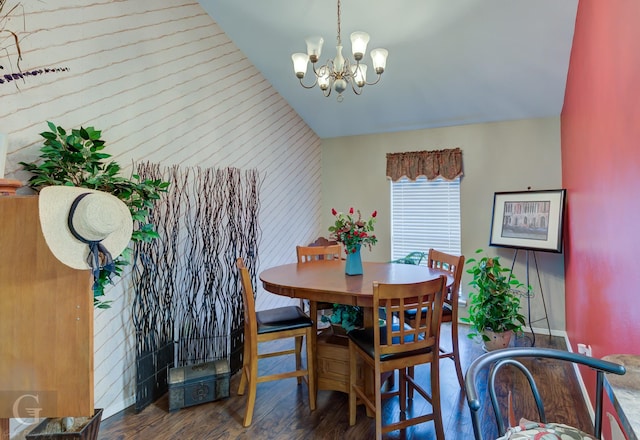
[386,148,463,182]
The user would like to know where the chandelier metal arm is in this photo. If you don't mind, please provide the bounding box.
[297,76,318,89]
[364,73,383,86]
[350,60,384,87]
[349,80,363,95]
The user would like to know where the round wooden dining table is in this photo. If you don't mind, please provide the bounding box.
[260,260,453,311]
[260,260,454,400]
[260,260,453,398]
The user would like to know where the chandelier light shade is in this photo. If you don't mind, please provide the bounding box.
[291,0,388,101]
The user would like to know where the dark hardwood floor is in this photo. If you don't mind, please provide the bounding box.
[98,324,592,439]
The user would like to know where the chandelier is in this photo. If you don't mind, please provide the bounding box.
[291,0,388,102]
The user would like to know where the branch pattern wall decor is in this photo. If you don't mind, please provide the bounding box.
[0,0,69,87]
[132,162,261,412]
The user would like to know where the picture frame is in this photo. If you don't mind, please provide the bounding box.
[489,189,567,253]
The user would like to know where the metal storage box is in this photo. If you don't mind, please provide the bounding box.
[168,359,230,411]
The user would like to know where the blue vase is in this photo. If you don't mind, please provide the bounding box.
[345,245,363,276]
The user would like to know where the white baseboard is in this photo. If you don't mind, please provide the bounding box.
[564,336,598,426]
[522,326,567,338]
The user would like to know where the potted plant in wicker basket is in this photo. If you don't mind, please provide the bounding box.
[321,304,364,334]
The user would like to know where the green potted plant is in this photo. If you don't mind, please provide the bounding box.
[321,303,363,334]
[20,121,169,308]
[461,249,526,350]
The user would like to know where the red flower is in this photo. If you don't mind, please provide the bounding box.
[349,207,354,214]
[372,210,377,218]
[331,208,337,216]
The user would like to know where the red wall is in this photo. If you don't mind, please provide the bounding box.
[562,0,640,434]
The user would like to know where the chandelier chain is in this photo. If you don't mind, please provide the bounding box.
[336,0,342,45]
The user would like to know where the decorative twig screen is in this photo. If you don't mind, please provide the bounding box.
[132,163,261,412]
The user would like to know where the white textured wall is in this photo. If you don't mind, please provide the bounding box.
[322,117,566,333]
[1,0,321,421]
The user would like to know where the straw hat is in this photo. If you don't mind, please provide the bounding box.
[39,186,133,270]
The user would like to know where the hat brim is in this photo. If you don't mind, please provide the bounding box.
[39,186,134,270]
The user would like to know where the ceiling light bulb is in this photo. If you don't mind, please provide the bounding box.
[350,32,370,61]
[305,36,324,63]
[371,48,388,74]
[291,53,309,78]
[351,64,367,87]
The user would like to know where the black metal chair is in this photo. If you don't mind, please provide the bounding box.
[465,347,626,440]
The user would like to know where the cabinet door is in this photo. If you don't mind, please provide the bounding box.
[0,196,94,418]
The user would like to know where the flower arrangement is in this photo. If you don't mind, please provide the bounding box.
[328,207,377,254]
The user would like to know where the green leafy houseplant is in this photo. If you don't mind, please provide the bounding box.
[320,304,363,333]
[20,121,170,308]
[461,249,526,342]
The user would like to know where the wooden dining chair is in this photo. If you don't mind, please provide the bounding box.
[236,258,316,427]
[405,249,466,388]
[296,243,342,263]
[348,276,448,440]
[296,242,342,314]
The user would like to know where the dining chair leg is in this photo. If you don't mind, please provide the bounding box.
[305,329,317,410]
[450,323,465,389]
[399,367,407,411]
[242,356,259,427]
[238,337,250,396]
[295,335,303,384]
[374,367,383,440]
[407,365,415,399]
[431,358,445,440]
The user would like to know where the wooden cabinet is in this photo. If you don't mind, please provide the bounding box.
[316,330,364,393]
[0,196,94,419]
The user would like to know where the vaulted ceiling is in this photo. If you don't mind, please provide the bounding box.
[198,1,578,139]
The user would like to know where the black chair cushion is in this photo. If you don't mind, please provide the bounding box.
[256,306,313,334]
[348,322,432,361]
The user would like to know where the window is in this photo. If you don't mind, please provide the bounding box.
[390,176,461,263]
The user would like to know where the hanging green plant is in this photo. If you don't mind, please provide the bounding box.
[20,121,170,308]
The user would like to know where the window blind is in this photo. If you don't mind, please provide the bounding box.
[390,176,461,263]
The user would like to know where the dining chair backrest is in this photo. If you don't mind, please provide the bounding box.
[296,244,342,263]
[427,249,464,304]
[238,258,258,347]
[373,275,447,358]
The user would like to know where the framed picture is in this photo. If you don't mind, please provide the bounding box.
[489,189,567,253]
